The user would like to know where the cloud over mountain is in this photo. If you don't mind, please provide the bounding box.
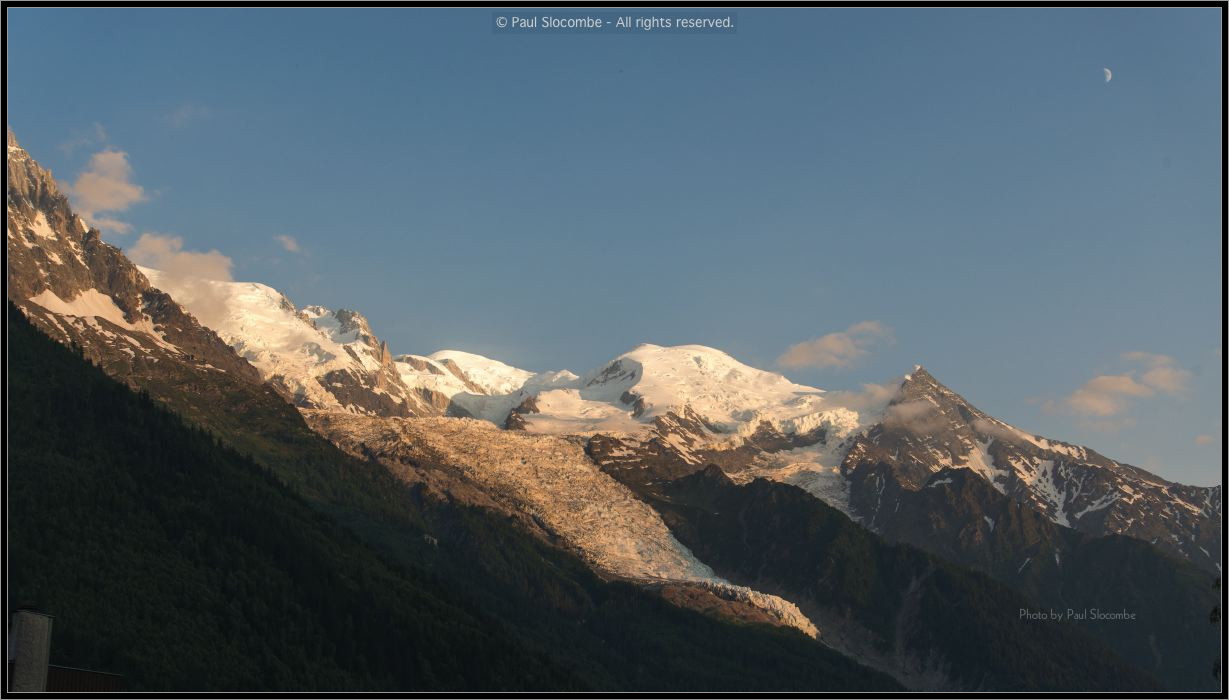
[777,321,894,370]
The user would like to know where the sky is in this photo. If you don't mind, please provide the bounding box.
[6,7,1222,484]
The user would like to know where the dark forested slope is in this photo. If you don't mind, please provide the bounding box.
[651,466,1166,691]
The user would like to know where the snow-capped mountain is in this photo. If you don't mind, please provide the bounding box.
[141,269,433,416]
[511,343,860,437]
[492,344,872,487]
[143,244,1218,571]
[397,350,579,424]
[140,269,579,420]
[581,361,1221,572]
[137,264,866,450]
[425,350,538,395]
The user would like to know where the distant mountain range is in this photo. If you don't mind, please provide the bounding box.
[7,128,1221,691]
[136,227,1221,574]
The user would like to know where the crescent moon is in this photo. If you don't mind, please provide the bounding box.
[1104,67,1112,83]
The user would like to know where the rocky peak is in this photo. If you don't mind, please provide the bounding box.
[334,308,374,340]
[893,367,961,405]
[699,463,732,483]
[7,131,71,222]
[7,128,31,166]
[377,339,394,368]
[7,134,104,304]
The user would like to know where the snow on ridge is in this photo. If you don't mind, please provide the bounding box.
[516,343,861,445]
[126,264,871,449]
[138,266,578,416]
[407,340,869,453]
[580,343,828,426]
[428,349,537,395]
[140,267,371,409]
[523,388,647,434]
[136,265,897,460]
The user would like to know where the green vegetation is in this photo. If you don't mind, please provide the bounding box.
[7,304,899,691]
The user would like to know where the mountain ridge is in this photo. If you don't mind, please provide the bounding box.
[80,255,1224,573]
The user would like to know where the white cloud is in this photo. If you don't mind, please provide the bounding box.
[1121,352,1192,393]
[824,380,900,413]
[882,399,949,434]
[1064,374,1153,417]
[274,234,301,253]
[778,321,894,370]
[128,233,232,281]
[819,379,905,430]
[1048,352,1192,426]
[64,149,146,234]
[1140,364,1191,394]
[128,233,234,328]
[165,103,211,128]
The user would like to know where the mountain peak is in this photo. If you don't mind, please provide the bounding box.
[893,365,952,403]
[333,308,375,340]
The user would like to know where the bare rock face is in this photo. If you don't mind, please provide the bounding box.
[433,358,487,395]
[503,395,539,430]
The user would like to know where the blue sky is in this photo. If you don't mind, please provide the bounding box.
[6,7,1222,484]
